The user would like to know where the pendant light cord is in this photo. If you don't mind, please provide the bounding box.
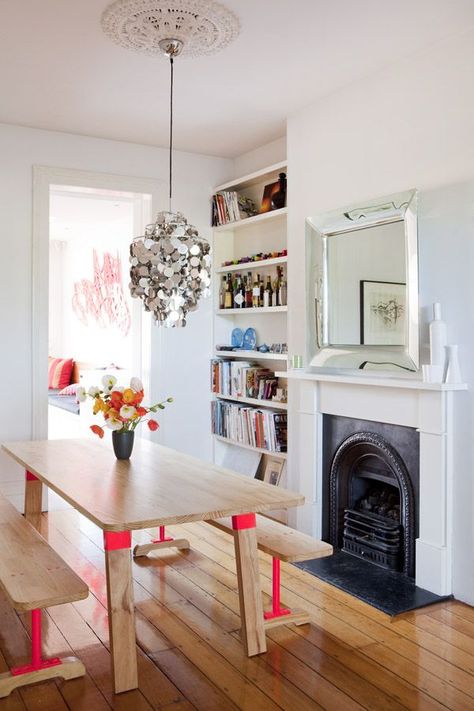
[169,56,174,213]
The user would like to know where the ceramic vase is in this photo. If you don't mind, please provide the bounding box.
[429,302,447,367]
[112,430,134,460]
[443,345,462,384]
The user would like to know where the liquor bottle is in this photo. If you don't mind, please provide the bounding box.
[224,273,233,309]
[259,273,265,307]
[263,275,273,308]
[240,276,246,308]
[234,276,245,308]
[219,276,226,309]
[272,267,280,307]
[252,274,260,308]
[245,272,253,308]
[279,270,287,306]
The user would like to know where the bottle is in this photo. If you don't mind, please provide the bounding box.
[252,274,260,308]
[263,276,273,308]
[271,172,287,210]
[429,302,447,367]
[273,267,281,307]
[219,276,226,309]
[234,276,245,308]
[259,274,265,307]
[224,273,233,309]
[245,272,253,308]
[279,271,287,306]
[240,276,246,308]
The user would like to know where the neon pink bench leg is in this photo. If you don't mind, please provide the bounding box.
[152,525,173,543]
[263,558,291,620]
[11,609,61,676]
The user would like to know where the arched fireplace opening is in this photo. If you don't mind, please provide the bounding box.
[329,431,416,577]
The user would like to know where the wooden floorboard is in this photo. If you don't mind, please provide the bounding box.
[0,511,472,710]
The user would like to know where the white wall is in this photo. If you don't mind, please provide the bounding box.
[233,136,286,177]
[287,32,474,603]
[0,122,232,507]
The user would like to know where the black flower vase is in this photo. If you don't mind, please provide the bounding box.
[112,430,134,460]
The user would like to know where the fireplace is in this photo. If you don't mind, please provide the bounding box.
[323,416,419,578]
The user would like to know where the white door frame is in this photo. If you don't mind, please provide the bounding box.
[32,166,163,440]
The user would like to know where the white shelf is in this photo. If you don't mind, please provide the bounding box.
[215,255,287,274]
[214,393,288,410]
[217,306,287,315]
[214,350,287,362]
[213,435,287,459]
[214,161,287,193]
[213,207,287,233]
[277,369,468,391]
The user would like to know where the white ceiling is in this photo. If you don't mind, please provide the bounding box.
[2,0,474,158]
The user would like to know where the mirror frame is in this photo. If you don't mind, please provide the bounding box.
[305,189,419,373]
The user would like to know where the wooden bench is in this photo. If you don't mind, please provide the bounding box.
[0,494,89,698]
[207,515,333,628]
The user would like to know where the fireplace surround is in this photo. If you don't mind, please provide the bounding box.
[281,370,467,596]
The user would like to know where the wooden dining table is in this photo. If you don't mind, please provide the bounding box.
[2,438,304,694]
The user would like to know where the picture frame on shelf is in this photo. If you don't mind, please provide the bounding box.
[262,458,285,486]
[360,280,406,346]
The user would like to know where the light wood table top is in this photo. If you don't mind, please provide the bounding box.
[2,438,304,531]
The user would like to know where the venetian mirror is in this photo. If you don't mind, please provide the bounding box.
[306,189,419,372]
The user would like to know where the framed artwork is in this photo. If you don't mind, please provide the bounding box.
[360,280,406,346]
[259,180,280,213]
[262,458,285,486]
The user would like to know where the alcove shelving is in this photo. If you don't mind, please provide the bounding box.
[211,161,289,521]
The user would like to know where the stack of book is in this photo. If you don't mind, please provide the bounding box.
[212,191,240,226]
[211,400,287,453]
[211,360,280,401]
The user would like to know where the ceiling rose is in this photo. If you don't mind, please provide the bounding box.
[101,0,240,58]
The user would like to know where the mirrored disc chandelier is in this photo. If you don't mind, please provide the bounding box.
[102,0,240,326]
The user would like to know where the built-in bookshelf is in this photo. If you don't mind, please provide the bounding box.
[211,161,289,521]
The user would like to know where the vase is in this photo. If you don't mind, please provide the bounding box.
[112,430,134,460]
[443,345,462,384]
[429,302,447,367]
[271,172,287,210]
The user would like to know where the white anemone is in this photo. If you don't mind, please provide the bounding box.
[130,376,143,392]
[101,374,117,391]
[106,419,122,431]
[120,405,136,420]
[76,386,87,402]
[88,385,100,397]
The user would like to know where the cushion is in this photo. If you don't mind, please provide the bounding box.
[48,357,74,390]
[57,383,78,397]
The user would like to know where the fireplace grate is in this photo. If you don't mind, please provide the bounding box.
[343,509,402,571]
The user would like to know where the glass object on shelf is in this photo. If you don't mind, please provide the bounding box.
[224,273,233,309]
[271,173,287,210]
[263,276,273,308]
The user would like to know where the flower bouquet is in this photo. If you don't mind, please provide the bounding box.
[77,375,172,459]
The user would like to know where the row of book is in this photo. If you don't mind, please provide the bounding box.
[211,400,287,453]
[212,191,240,226]
[211,360,278,401]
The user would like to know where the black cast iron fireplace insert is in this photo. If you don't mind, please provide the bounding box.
[323,416,419,578]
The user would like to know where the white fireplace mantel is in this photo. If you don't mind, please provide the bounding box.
[281,369,468,596]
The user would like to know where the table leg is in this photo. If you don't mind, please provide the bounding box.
[103,531,138,693]
[231,513,266,656]
[24,471,42,531]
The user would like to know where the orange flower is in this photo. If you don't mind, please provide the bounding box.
[147,419,159,431]
[110,390,123,409]
[90,424,104,438]
[122,388,136,404]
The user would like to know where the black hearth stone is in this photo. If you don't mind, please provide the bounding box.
[295,551,451,617]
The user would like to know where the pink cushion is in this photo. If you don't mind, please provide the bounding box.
[48,357,74,390]
[57,383,78,396]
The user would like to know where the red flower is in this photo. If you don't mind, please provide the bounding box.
[90,424,104,439]
[134,390,144,405]
[110,390,123,408]
[136,406,148,417]
[147,419,159,431]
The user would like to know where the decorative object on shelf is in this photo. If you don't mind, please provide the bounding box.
[258,344,270,353]
[292,355,303,369]
[429,302,447,367]
[262,458,285,486]
[272,387,287,403]
[360,280,406,346]
[221,249,287,268]
[270,343,287,354]
[219,267,287,309]
[238,196,258,219]
[243,327,257,350]
[421,364,444,383]
[260,173,287,213]
[102,2,239,327]
[76,375,173,460]
[443,345,462,384]
[271,173,287,210]
[231,328,244,348]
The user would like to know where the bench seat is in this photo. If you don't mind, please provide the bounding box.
[207,514,333,562]
[0,495,88,698]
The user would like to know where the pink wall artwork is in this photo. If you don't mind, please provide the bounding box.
[72,250,131,336]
